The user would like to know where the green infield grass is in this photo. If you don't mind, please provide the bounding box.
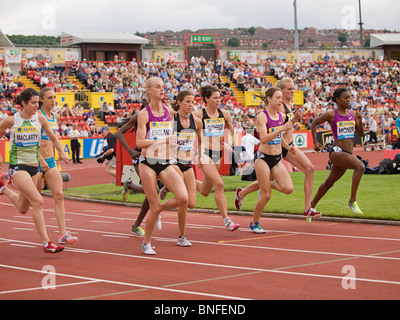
[58,171,400,221]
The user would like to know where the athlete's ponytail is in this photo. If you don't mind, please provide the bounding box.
[254,87,281,106]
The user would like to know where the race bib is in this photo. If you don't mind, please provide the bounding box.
[268,125,284,145]
[204,118,225,137]
[337,121,355,139]
[14,126,41,147]
[148,121,173,140]
[176,131,196,151]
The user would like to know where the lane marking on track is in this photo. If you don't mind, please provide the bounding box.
[2,240,400,294]
[0,263,249,300]
[9,243,36,249]
[219,233,299,243]
[12,228,35,231]
[102,235,130,239]
[1,201,399,242]
[1,218,400,262]
[0,280,101,296]
[91,221,114,224]
[77,271,263,300]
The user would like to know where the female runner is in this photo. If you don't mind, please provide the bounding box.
[170,90,203,247]
[37,87,77,244]
[0,88,70,253]
[310,88,365,214]
[250,87,301,233]
[193,85,239,231]
[235,78,319,219]
[136,77,188,255]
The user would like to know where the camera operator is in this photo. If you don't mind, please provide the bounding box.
[98,126,116,179]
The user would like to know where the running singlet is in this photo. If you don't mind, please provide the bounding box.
[174,113,196,152]
[39,109,58,141]
[331,109,356,140]
[9,113,41,165]
[202,108,225,137]
[282,102,294,124]
[145,105,173,140]
[263,110,284,145]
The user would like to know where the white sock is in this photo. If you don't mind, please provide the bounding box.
[224,217,232,225]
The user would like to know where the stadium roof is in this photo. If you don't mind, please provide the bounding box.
[0,29,14,47]
[60,31,149,46]
[370,33,400,47]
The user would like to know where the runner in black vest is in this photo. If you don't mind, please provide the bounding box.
[193,85,240,231]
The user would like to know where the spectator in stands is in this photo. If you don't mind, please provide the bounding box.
[53,102,61,115]
[2,64,11,76]
[98,102,110,121]
[116,112,124,125]
[40,73,49,88]
[79,126,89,138]
[84,107,95,121]
[0,108,8,122]
[27,58,38,70]
[60,103,71,117]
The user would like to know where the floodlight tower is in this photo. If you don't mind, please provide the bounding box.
[293,0,299,50]
[358,0,364,47]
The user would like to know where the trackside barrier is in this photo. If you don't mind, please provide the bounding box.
[0,138,108,164]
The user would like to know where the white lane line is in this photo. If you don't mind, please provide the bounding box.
[1,241,400,288]
[91,221,114,224]
[0,280,101,296]
[102,235,130,239]
[0,263,248,300]
[9,243,36,248]
[1,218,399,262]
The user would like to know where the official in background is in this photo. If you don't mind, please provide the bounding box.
[68,123,82,164]
[99,126,117,179]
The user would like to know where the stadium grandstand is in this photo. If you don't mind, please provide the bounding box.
[1,44,399,150]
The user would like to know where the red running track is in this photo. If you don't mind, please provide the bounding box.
[0,153,399,300]
[0,196,399,300]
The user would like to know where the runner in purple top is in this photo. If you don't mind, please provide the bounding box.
[251,87,302,233]
[136,77,188,255]
[311,88,365,215]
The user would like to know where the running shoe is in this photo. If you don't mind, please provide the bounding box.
[43,241,65,254]
[225,218,240,232]
[132,226,145,236]
[0,173,9,194]
[58,231,78,245]
[250,222,267,234]
[142,242,156,255]
[155,214,162,231]
[159,186,169,200]
[348,201,363,214]
[121,180,130,202]
[234,187,244,210]
[177,236,192,247]
[303,207,322,219]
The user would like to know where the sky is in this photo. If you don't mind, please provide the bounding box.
[1,0,399,36]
